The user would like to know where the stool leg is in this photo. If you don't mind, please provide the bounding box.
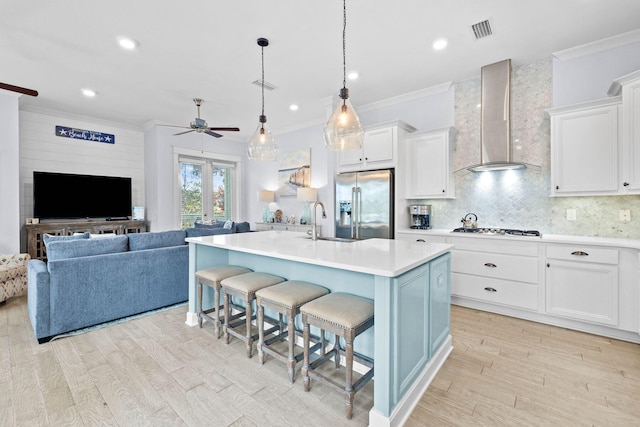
[287,312,296,383]
[223,291,230,345]
[245,297,253,358]
[334,335,341,369]
[345,334,355,420]
[213,284,221,338]
[257,303,265,365]
[197,281,203,328]
[302,315,311,391]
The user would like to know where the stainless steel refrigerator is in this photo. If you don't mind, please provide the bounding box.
[335,169,394,240]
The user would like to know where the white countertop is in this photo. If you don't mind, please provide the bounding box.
[398,228,640,250]
[186,231,453,277]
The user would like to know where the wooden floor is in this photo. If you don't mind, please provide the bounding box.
[2,295,639,426]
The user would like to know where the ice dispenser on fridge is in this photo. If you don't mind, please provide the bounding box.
[409,205,431,229]
[339,201,352,226]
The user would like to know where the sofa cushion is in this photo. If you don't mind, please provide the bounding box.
[235,222,251,233]
[43,232,90,246]
[46,235,129,261]
[186,227,233,238]
[128,230,187,251]
[194,222,224,229]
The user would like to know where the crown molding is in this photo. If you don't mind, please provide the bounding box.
[553,29,640,61]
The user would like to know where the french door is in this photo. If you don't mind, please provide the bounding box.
[179,157,235,228]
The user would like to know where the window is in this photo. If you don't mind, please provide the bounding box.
[175,148,240,229]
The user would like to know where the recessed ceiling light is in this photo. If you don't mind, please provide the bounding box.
[347,71,359,80]
[117,36,138,50]
[432,37,448,51]
[81,88,97,97]
[289,104,299,111]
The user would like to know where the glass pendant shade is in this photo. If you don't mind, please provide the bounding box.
[323,98,364,151]
[247,120,278,161]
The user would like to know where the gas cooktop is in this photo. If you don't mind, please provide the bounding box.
[451,227,541,237]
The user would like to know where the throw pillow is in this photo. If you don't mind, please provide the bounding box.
[235,222,251,233]
[194,222,224,229]
[43,232,90,247]
[128,230,187,251]
[223,220,234,229]
[46,235,128,261]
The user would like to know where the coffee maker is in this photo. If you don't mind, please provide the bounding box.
[409,205,431,229]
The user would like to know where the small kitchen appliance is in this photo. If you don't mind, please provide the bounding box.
[409,205,431,230]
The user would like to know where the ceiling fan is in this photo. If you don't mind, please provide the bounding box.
[160,98,239,138]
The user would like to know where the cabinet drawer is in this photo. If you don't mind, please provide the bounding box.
[452,273,538,311]
[546,245,618,265]
[451,250,538,284]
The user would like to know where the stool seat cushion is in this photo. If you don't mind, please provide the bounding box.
[256,280,329,309]
[196,265,253,285]
[221,272,285,295]
[301,292,374,330]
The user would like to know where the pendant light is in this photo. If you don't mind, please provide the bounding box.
[247,37,278,161]
[323,0,365,151]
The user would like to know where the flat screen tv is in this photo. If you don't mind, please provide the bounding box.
[33,172,132,220]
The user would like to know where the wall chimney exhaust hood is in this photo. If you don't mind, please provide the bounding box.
[466,59,530,172]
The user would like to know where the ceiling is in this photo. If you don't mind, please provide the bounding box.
[3,0,640,142]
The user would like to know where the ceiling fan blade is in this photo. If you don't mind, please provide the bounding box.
[0,82,38,97]
[205,130,223,138]
[208,127,240,132]
[157,123,191,129]
[174,129,195,136]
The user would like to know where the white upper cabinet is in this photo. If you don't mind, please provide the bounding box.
[403,127,455,199]
[547,97,622,196]
[337,121,415,172]
[610,69,640,194]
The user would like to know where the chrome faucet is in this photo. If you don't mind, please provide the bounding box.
[312,201,326,241]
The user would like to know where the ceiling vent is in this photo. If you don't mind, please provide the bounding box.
[252,79,276,91]
[471,19,493,40]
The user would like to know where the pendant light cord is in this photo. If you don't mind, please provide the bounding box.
[261,44,265,118]
[342,0,347,91]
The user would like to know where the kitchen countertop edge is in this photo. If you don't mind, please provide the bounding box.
[397,228,640,250]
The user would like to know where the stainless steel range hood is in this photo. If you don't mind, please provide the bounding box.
[466,59,528,172]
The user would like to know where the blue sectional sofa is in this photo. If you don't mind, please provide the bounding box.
[27,223,252,343]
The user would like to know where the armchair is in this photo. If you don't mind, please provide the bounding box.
[0,253,30,304]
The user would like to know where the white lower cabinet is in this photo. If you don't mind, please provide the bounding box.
[545,245,619,326]
[254,222,318,234]
[449,237,539,311]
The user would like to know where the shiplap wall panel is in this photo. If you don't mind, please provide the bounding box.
[19,110,145,224]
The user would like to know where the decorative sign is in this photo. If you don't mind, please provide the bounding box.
[55,126,115,144]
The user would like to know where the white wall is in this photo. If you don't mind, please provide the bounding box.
[19,110,145,250]
[143,126,247,231]
[0,92,21,254]
[553,41,640,106]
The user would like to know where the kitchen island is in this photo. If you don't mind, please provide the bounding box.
[186,230,453,427]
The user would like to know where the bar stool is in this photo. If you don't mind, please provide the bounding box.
[301,292,375,420]
[255,280,330,383]
[196,265,253,338]
[221,272,286,358]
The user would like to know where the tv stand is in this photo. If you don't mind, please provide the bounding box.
[25,219,147,262]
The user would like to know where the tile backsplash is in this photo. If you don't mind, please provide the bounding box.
[417,58,640,238]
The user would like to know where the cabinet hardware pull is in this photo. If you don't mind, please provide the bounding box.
[547,263,550,267]
[556,185,559,190]
[623,182,629,186]
[484,287,497,292]
[484,262,497,268]
[442,189,445,193]
[571,251,589,256]
[416,239,425,242]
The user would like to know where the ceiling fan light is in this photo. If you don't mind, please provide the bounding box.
[324,97,364,151]
[247,122,278,161]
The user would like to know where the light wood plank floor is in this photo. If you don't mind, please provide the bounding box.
[2,295,640,426]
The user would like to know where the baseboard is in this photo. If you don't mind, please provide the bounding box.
[369,335,453,427]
